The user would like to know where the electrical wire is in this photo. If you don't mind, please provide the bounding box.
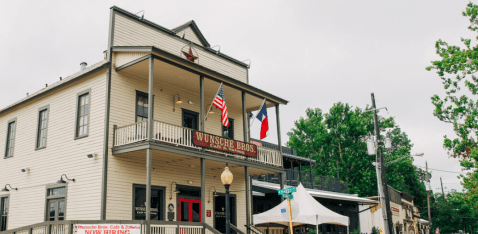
[415,165,463,174]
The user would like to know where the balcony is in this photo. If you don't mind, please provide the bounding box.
[252,169,348,193]
[113,120,283,167]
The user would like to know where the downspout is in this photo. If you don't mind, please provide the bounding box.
[100,8,115,220]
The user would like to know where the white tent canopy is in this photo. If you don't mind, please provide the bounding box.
[253,184,349,227]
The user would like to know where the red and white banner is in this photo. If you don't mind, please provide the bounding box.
[77,224,141,234]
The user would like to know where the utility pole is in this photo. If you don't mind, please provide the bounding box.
[426,161,432,231]
[371,93,393,234]
[440,177,445,203]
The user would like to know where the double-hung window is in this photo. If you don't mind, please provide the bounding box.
[36,106,49,149]
[75,90,90,139]
[5,119,16,158]
[136,91,149,122]
[0,196,8,231]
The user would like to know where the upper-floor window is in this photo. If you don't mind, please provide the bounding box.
[0,196,8,231]
[36,106,49,149]
[182,109,198,130]
[5,120,16,158]
[222,118,234,139]
[76,91,90,138]
[136,91,149,122]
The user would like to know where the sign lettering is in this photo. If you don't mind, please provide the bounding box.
[282,194,293,199]
[278,187,296,195]
[193,131,257,157]
[77,225,141,234]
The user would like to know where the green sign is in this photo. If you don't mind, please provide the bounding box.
[278,187,297,195]
[282,193,293,199]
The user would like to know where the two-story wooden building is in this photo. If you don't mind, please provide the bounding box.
[0,6,288,234]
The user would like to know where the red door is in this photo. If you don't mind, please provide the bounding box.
[178,198,201,222]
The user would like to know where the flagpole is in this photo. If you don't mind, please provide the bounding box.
[204,82,223,122]
[250,98,266,128]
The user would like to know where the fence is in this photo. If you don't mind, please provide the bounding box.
[253,169,348,193]
[114,120,283,167]
[0,221,221,234]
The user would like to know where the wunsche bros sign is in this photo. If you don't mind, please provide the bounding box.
[193,131,257,157]
[77,224,141,234]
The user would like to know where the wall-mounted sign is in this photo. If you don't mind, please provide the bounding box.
[250,140,262,147]
[193,131,257,157]
[77,224,141,234]
[207,210,211,217]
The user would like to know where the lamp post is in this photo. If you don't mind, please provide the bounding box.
[221,165,233,234]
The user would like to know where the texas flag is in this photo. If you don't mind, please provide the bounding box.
[256,100,269,140]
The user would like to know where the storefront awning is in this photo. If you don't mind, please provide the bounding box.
[253,180,378,204]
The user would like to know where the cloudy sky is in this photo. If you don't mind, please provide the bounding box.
[0,0,473,194]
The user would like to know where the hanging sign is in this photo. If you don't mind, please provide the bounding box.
[193,131,257,157]
[77,224,141,234]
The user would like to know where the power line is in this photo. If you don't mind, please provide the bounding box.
[415,165,462,174]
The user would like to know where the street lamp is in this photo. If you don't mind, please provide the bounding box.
[221,164,233,234]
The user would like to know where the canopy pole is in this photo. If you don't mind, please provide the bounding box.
[316,215,318,234]
[288,199,293,234]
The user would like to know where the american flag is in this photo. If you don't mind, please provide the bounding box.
[212,83,229,127]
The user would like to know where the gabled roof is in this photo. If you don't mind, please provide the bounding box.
[172,20,210,48]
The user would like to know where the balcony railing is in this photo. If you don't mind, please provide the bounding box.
[113,120,283,167]
[253,169,348,193]
[0,221,221,234]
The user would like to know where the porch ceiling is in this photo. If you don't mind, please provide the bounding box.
[113,148,279,176]
[117,57,276,112]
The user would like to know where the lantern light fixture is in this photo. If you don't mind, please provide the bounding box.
[208,186,219,203]
[1,184,18,192]
[57,174,75,184]
[206,104,214,114]
[170,181,180,200]
[173,94,182,112]
[221,165,233,185]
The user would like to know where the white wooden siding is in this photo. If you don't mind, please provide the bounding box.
[0,71,107,229]
[113,14,248,84]
[105,152,248,233]
[109,67,245,142]
[175,27,203,46]
[115,52,149,68]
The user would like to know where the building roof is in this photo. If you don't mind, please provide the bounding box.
[253,180,378,204]
[0,60,109,115]
[171,20,210,48]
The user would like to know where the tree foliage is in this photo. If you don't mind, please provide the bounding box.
[426,2,478,208]
[286,102,428,213]
[429,191,478,232]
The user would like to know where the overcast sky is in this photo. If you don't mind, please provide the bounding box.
[0,0,473,194]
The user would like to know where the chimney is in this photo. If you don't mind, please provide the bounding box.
[103,50,107,60]
[80,62,87,71]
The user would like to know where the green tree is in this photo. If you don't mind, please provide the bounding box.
[430,191,478,232]
[287,103,427,204]
[426,2,478,208]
